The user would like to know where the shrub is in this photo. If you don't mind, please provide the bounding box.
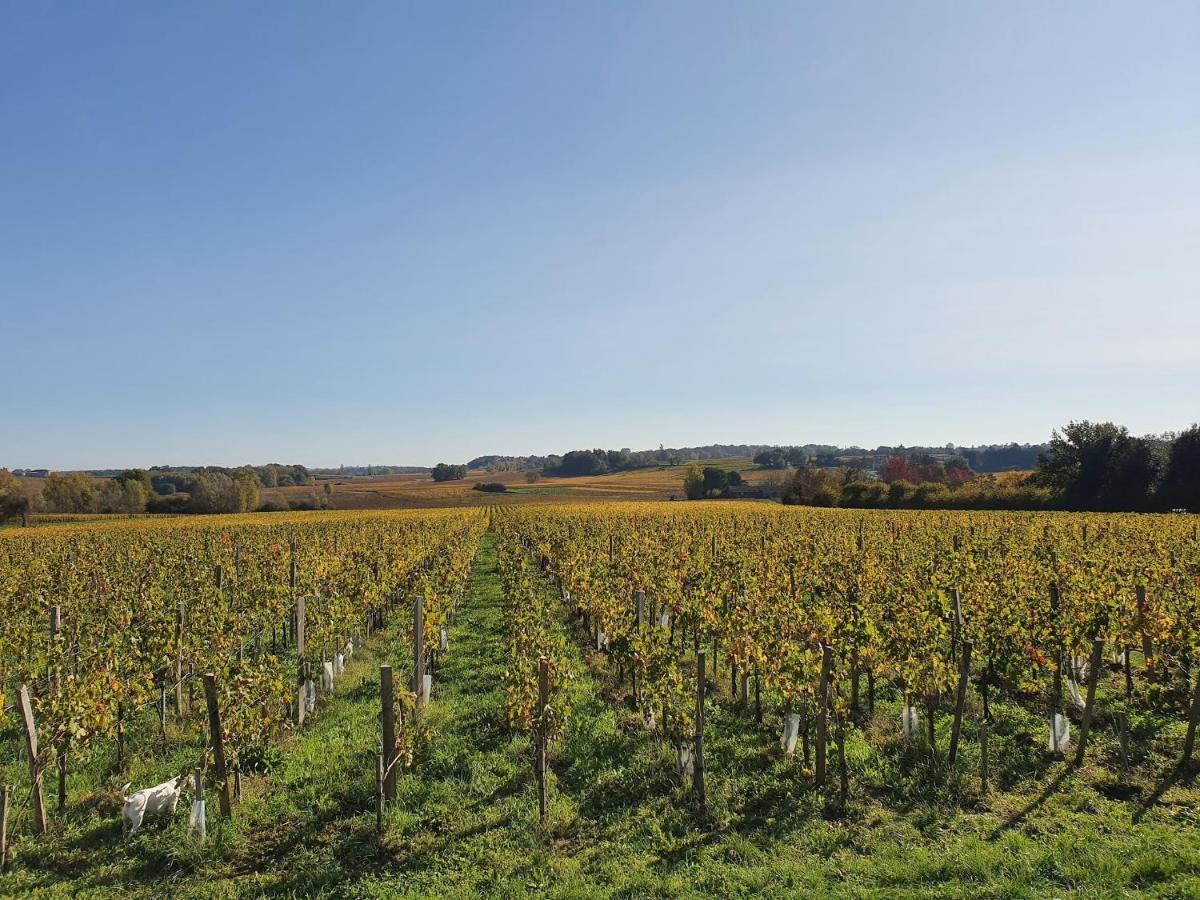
[810,485,838,507]
[888,480,915,506]
[472,482,507,493]
[912,481,950,506]
[145,494,188,514]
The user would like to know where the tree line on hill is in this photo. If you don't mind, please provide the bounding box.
[310,465,428,476]
[746,422,1198,513]
[0,464,317,520]
[682,466,746,499]
[466,441,1048,477]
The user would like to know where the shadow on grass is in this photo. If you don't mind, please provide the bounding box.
[989,768,1071,838]
[1131,762,1196,824]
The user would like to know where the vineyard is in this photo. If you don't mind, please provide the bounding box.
[1,503,1199,896]
[0,510,482,870]
[498,504,1200,786]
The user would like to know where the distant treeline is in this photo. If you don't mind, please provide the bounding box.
[310,465,429,476]
[0,464,317,519]
[149,463,312,489]
[771,422,1200,513]
[468,441,1048,476]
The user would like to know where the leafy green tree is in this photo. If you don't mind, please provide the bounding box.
[699,467,743,496]
[784,467,840,505]
[189,472,256,513]
[432,463,468,482]
[114,469,153,494]
[1159,424,1200,511]
[235,469,261,511]
[99,478,148,513]
[753,449,789,469]
[42,472,99,513]
[1034,421,1157,510]
[786,447,809,468]
[547,450,608,477]
[0,469,30,524]
[683,464,705,500]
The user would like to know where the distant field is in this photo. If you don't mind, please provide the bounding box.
[260,458,776,510]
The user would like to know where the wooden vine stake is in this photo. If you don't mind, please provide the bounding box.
[375,754,385,838]
[1073,637,1105,766]
[1183,664,1200,767]
[1048,583,1065,756]
[950,589,963,662]
[413,595,426,718]
[1135,585,1153,661]
[294,594,306,727]
[174,603,186,718]
[380,665,396,802]
[202,674,232,818]
[948,641,973,766]
[0,785,9,871]
[17,685,47,834]
[49,605,70,813]
[815,645,832,787]
[48,605,60,675]
[979,720,990,793]
[537,657,550,824]
[694,651,707,814]
[633,591,645,706]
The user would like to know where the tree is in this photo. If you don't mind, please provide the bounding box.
[525,470,541,483]
[42,472,98,513]
[881,457,912,483]
[0,469,30,524]
[546,450,608,478]
[234,467,260,511]
[99,478,148,513]
[188,472,257,514]
[784,467,841,506]
[432,463,468,482]
[753,449,789,469]
[683,464,705,500]
[700,467,742,497]
[1160,424,1200,511]
[1034,421,1158,511]
[115,469,153,494]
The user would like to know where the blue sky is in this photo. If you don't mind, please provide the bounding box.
[2,2,1197,469]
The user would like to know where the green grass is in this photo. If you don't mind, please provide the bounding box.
[4,532,1200,897]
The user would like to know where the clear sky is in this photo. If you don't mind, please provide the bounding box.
[2,2,1197,469]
